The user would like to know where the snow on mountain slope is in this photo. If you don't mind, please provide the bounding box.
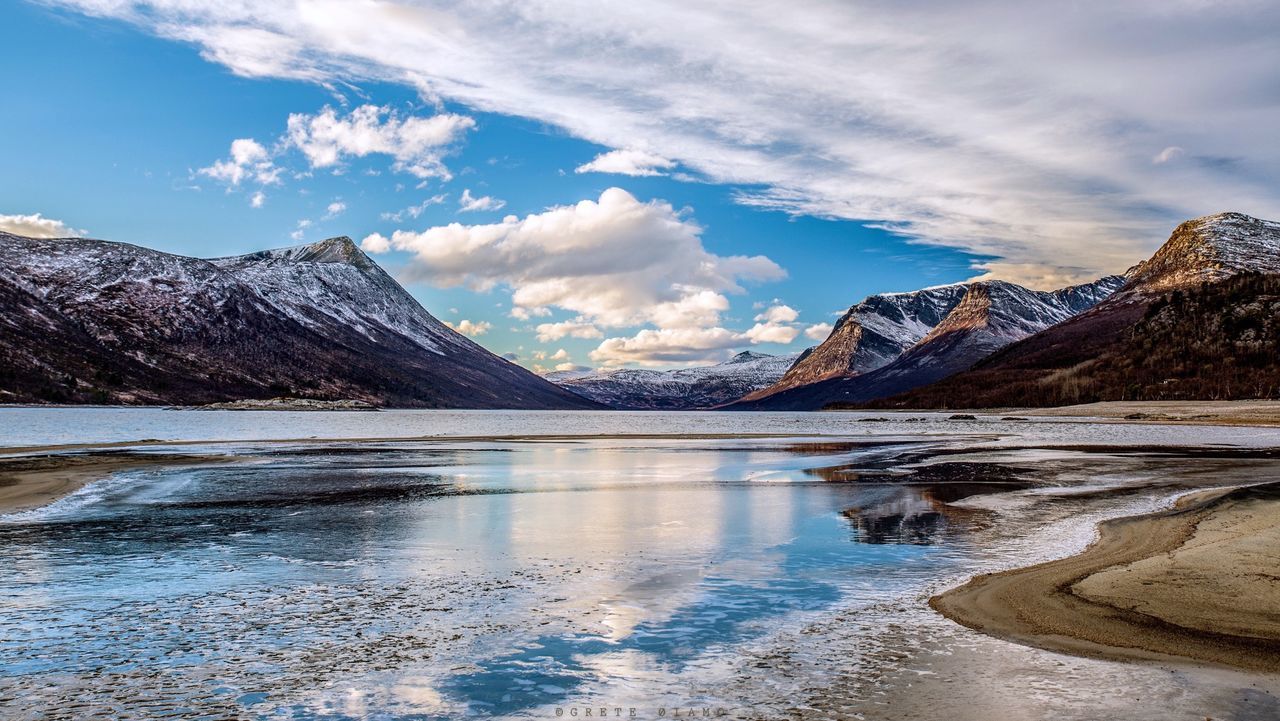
[0,232,598,409]
[864,211,1280,409]
[728,275,1124,410]
[740,284,969,401]
[1122,212,1280,295]
[210,237,471,356]
[547,351,800,409]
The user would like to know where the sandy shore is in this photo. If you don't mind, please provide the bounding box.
[0,452,228,515]
[932,482,1280,673]
[1020,399,1280,426]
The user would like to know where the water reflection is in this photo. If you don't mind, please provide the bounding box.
[0,437,995,718]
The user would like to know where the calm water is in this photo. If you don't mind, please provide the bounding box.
[2,410,1279,720]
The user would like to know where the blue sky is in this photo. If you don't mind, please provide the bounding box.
[4,1,1278,371]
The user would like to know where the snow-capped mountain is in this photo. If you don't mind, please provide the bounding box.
[1122,212,1280,295]
[0,232,598,409]
[742,284,970,400]
[867,211,1280,408]
[728,275,1123,410]
[546,351,800,409]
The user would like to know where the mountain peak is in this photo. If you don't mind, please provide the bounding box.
[214,236,376,271]
[726,350,772,364]
[1124,211,1280,294]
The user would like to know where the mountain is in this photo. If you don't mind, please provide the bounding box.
[546,351,800,409]
[863,212,1280,409]
[741,284,969,400]
[728,276,1123,410]
[0,232,598,409]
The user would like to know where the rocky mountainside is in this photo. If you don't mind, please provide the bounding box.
[546,351,799,409]
[0,232,598,409]
[862,211,1280,409]
[729,276,1123,410]
[1122,212,1280,295]
[742,284,969,400]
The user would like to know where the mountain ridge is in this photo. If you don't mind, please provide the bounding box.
[729,275,1123,410]
[858,211,1280,409]
[0,231,598,409]
[547,350,800,409]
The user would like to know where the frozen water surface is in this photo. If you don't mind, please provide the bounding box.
[1,410,1278,720]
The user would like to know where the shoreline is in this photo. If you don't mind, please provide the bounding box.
[931,482,1280,674]
[0,452,231,516]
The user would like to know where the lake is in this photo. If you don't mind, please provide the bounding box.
[2,409,1278,720]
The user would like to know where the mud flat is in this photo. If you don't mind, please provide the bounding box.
[931,482,1280,673]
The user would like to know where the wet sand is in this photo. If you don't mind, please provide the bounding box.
[1021,399,1280,426]
[931,482,1280,673]
[0,452,229,515]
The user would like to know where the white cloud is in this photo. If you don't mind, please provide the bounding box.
[1153,146,1185,164]
[367,187,783,330]
[59,0,1280,287]
[458,188,506,213]
[804,322,833,341]
[510,305,551,321]
[290,218,313,242]
[590,301,807,366]
[536,320,603,343]
[743,321,800,345]
[382,194,448,222]
[323,200,347,219]
[199,138,280,187]
[361,232,390,253]
[445,319,492,336]
[590,327,745,366]
[576,149,676,177]
[250,190,266,208]
[0,213,87,238]
[743,303,802,344]
[754,304,799,324]
[285,104,475,179]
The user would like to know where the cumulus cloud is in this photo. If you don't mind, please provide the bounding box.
[199,138,280,187]
[363,187,789,364]
[286,104,475,179]
[445,319,492,336]
[510,305,552,321]
[590,302,807,366]
[755,304,799,324]
[804,322,834,341]
[576,149,676,177]
[742,303,802,345]
[0,212,87,238]
[250,190,266,208]
[590,327,745,366]
[363,187,783,329]
[54,0,1280,287]
[532,348,571,361]
[458,188,506,213]
[323,200,347,219]
[536,320,603,343]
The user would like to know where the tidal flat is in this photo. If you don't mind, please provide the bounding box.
[1,408,1278,720]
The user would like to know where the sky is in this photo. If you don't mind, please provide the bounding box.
[3,1,1278,373]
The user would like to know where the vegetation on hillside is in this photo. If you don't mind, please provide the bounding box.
[850,273,1280,408]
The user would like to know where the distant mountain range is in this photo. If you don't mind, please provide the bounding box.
[0,232,598,409]
[546,351,798,409]
[862,212,1280,408]
[726,276,1124,410]
[8,212,1277,412]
